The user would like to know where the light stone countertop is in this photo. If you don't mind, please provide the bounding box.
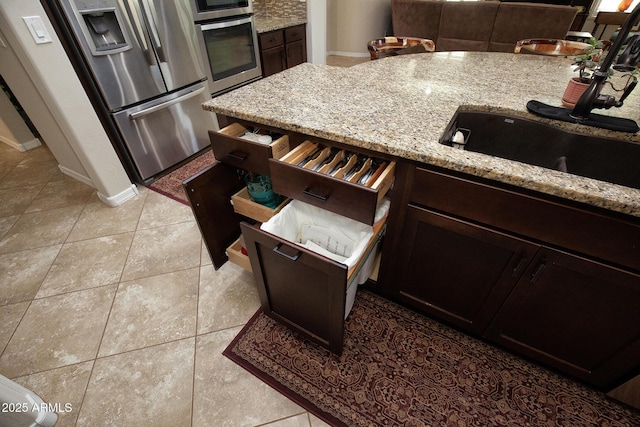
[254,16,306,34]
[203,52,640,218]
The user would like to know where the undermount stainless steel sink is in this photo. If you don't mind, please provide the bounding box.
[439,111,640,190]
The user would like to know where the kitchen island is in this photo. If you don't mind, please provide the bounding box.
[196,52,640,396]
[204,51,640,217]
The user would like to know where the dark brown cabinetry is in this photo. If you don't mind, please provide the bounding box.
[184,121,293,269]
[395,205,539,335]
[390,165,640,389]
[259,24,307,77]
[183,162,244,268]
[241,219,384,354]
[185,117,392,354]
[486,248,640,388]
[186,116,640,389]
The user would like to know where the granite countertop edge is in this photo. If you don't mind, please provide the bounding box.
[209,102,640,218]
[204,57,640,219]
[255,17,307,34]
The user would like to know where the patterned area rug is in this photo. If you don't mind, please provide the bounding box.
[224,290,640,427]
[147,149,215,205]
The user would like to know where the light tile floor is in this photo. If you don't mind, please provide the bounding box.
[326,55,369,68]
[0,142,330,427]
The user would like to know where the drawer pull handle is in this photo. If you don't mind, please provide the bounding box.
[530,258,547,283]
[273,243,301,261]
[303,187,330,201]
[227,150,248,161]
[512,256,528,276]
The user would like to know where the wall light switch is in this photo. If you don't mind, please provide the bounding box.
[23,16,52,45]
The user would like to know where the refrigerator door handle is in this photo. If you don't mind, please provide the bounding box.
[123,0,149,55]
[140,0,165,62]
[129,85,206,120]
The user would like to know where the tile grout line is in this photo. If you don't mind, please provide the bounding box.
[190,236,204,427]
[0,156,67,363]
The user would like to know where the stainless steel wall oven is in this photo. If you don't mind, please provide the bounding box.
[195,15,262,96]
[191,0,253,21]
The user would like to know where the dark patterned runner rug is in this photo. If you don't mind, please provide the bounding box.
[224,290,640,426]
[147,148,215,205]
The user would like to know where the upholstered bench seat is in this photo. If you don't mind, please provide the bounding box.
[391,0,578,53]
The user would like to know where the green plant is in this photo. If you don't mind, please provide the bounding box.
[572,37,604,83]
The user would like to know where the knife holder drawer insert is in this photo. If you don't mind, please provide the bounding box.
[270,141,395,225]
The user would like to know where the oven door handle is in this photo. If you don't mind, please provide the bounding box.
[199,15,254,31]
[129,85,205,120]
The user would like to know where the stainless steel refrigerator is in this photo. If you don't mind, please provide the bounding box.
[55,0,216,181]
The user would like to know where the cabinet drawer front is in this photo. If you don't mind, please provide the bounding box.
[284,25,304,43]
[269,159,378,224]
[259,30,284,50]
[412,167,640,271]
[209,123,289,176]
[270,143,395,225]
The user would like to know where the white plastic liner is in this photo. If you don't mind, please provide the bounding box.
[260,199,390,319]
[260,199,389,272]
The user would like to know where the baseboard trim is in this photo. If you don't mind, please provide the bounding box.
[97,184,139,207]
[58,164,138,207]
[0,136,42,152]
[58,165,94,188]
[327,50,370,58]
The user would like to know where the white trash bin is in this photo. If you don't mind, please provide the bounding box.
[261,199,389,318]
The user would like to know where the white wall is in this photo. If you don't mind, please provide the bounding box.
[327,0,392,57]
[0,0,137,206]
[307,0,328,64]
[0,87,40,151]
[0,24,86,174]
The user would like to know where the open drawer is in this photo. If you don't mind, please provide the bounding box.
[209,123,290,176]
[269,141,395,225]
[240,201,386,354]
[230,187,289,223]
[225,187,290,272]
[226,236,252,272]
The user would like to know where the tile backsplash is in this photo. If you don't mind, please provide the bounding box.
[253,0,307,19]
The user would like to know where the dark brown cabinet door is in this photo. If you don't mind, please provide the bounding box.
[285,39,306,68]
[485,248,640,389]
[395,205,539,334]
[183,161,244,269]
[241,222,348,354]
[259,25,306,78]
[261,46,286,77]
